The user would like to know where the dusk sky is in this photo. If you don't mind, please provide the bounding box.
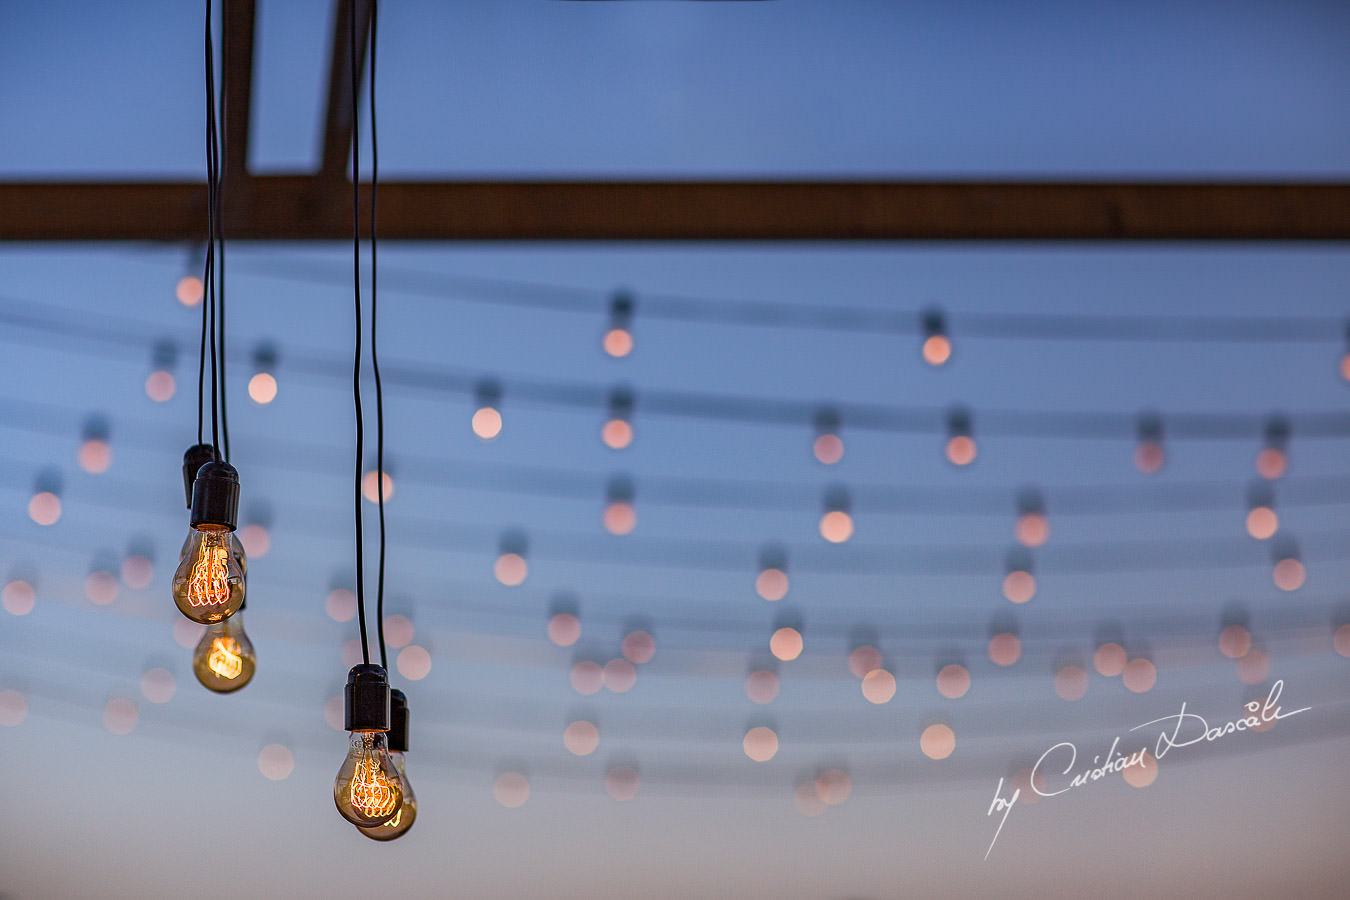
[2,2,1349,898]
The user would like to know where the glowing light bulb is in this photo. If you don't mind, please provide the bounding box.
[1255,417,1290,479]
[192,610,256,693]
[921,309,952,366]
[248,343,279,404]
[603,292,635,358]
[602,388,635,449]
[173,529,245,624]
[357,751,417,841]
[334,731,403,827]
[147,340,178,402]
[813,408,843,464]
[176,275,204,307]
[945,408,976,466]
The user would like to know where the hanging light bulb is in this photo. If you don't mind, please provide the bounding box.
[495,530,529,586]
[1002,548,1036,604]
[175,244,205,307]
[1245,483,1278,540]
[819,485,854,543]
[471,378,503,441]
[357,688,417,841]
[334,664,404,827]
[1255,416,1289,480]
[27,470,62,526]
[812,407,844,464]
[77,415,113,474]
[755,543,789,601]
[192,599,256,692]
[944,407,976,466]
[602,291,635,358]
[602,387,635,450]
[1134,413,1165,474]
[145,339,178,403]
[172,447,244,624]
[547,593,581,646]
[1014,487,1049,547]
[603,476,637,535]
[920,307,952,366]
[247,342,279,405]
[1271,539,1305,591]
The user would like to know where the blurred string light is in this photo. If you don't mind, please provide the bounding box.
[1014,487,1049,548]
[1256,415,1290,479]
[755,543,789,601]
[564,719,599,756]
[1002,548,1035,604]
[602,290,634,358]
[174,244,205,307]
[1342,320,1350,381]
[145,339,178,403]
[945,407,976,466]
[920,307,952,366]
[247,342,279,405]
[742,724,779,762]
[920,723,955,760]
[987,629,1021,667]
[601,387,634,450]
[770,614,804,662]
[547,594,582,646]
[745,664,779,704]
[1271,539,1305,591]
[602,475,637,536]
[935,662,971,700]
[1245,483,1278,540]
[77,414,112,474]
[120,540,155,590]
[495,530,529,586]
[1053,660,1088,701]
[471,378,503,440]
[1134,413,1165,474]
[27,470,62,526]
[812,407,844,465]
[2,577,37,616]
[362,466,395,503]
[818,485,853,543]
[1092,640,1126,677]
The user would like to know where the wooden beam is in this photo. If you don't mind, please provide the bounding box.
[318,0,373,185]
[1,179,1348,241]
[221,0,257,187]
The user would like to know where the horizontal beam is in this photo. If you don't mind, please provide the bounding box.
[2,178,1349,241]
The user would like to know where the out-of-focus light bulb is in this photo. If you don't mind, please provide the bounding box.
[861,668,896,704]
[602,388,635,449]
[1245,483,1277,540]
[495,531,528,586]
[756,544,789,601]
[192,610,256,692]
[2,579,36,617]
[78,415,113,473]
[745,668,779,704]
[945,408,976,466]
[921,309,951,366]
[1054,664,1088,701]
[28,492,61,526]
[1255,416,1289,479]
[935,663,971,699]
[472,379,503,440]
[548,612,581,647]
[770,626,803,661]
[1014,488,1049,547]
[603,476,637,535]
[1002,550,1036,604]
[1134,413,1165,474]
[146,340,178,402]
[743,725,779,762]
[176,275,204,307]
[1093,642,1127,677]
[988,631,1021,666]
[1218,624,1252,659]
[819,486,853,543]
[248,343,279,405]
[362,469,395,503]
[621,629,656,664]
[847,645,882,678]
[812,408,843,465]
[602,292,635,358]
[335,731,403,827]
[1272,556,1305,591]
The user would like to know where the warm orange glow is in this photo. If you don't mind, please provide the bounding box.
[1273,558,1305,591]
[1122,751,1158,788]
[258,744,294,781]
[743,726,779,762]
[605,766,640,801]
[1093,642,1126,677]
[770,627,803,661]
[85,571,118,606]
[139,668,175,704]
[936,664,970,699]
[383,614,414,649]
[861,668,896,704]
[1122,658,1156,693]
[28,492,61,526]
[1218,625,1252,659]
[145,370,176,402]
[819,510,854,543]
[622,630,656,664]
[570,660,603,695]
[603,328,633,358]
[1054,665,1088,701]
[361,470,395,503]
[945,435,977,466]
[548,613,581,647]
[815,769,851,805]
[494,552,528,585]
[1245,507,1278,540]
[922,334,952,366]
[176,275,204,307]
[78,438,112,473]
[920,723,956,760]
[603,501,637,535]
[2,580,36,616]
[247,372,277,405]
[601,419,633,449]
[472,407,502,440]
[793,781,827,817]
[564,720,600,756]
[1334,624,1350,658]
[1002,570,1035,604]
[397,645,432,681]
[847,645,882,678]
[237,524,270,558]
[1134,441,1165,474]
[103,697,138,735]
[812,433,844,465]
[755,568,789,601]
[208,637,245,680]
[1255,448,1287,479]
[120,555,154,590]
[1015,513,1050,548]
[1237,649,1270,685]
[745,669,779,704]
[603,658,637,693]
[325,588,357,622]
[0,690,27,727]
[988,632,1021,667]
[185,547,230,610]
[494,771,531,808]
[349,758,400,820]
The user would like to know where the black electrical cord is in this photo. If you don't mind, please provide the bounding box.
[369,0,388,672]
[204,0,222,459]
[350,1,370,668]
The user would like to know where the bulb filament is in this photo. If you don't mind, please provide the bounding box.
[350,759,398,819]
[187,546,231,608]
[208,637,244,680]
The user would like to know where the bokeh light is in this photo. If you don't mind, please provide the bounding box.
[139,668,175,704]
[1122,751,1159,788]
[601,419,633,449]
[745,669,779,704]
[603,501,637,535]
[1218,625,1252,659]
[847,645,882,678]
[0,690,27,727]
[602,658,637,693]
[384,614,414,649]
[494,553,528,586]
[1333,624,1350,658]
[247,372,277,405]
[85,570,118,606]
[755,567,789,601]
[936,664,971,699]
[1236,649,1270,685]
[920,723,956,760]
[77,438,112,473]
[1011,768,1048,805]
[818,510,853,543]
[257,744,295,781]
[570,660,603,695]
[145,370,176,402]
[945,435,977,466]
[361,470,395,503]
[472,407,502,440]
[103,697,138,735]
[1122,658,1156,693]
[743,726,779,762]
[1093,642,1127,677]
[564,720,600,756]
[120,555,154,590]
[621,630,655,664]
[988,632,1021,667]
[603,327,633,358]
[1054,665,1088,701]
[1134,441,1165,474]
[1272,558,1305,591]
[341,638,364,669]
[1255,448,1287,479]
[548,612,581,647]
[770,627,803,661]
[323,696,344,731]
[861,668,896,704]
[28,492,61,526]
[325,588,357,622]
[815,769,851,805]
[1015,512,1050,548]
[812,433,844,465]
[396,645,432,681]
[176,274,204,306]
[494,771,531,808]
[2,580,36,616]
[1245,506,1278,540]
[1002,570,1036,604]
[605,765,640,801]
[922,334,952,366]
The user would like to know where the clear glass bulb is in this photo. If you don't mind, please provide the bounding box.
[179,530,247,576]
[334,732,404,827]
[356,751,417,841]
[172,528,245,624]
[192,611,256,693]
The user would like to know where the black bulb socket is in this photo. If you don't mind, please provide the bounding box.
[387,688,410,753]
[345,664,391,732]
[189,461,240,532]
[182,444,218,509]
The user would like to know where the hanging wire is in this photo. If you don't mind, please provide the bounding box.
[368,0,389,672]
[350,0,371,669]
